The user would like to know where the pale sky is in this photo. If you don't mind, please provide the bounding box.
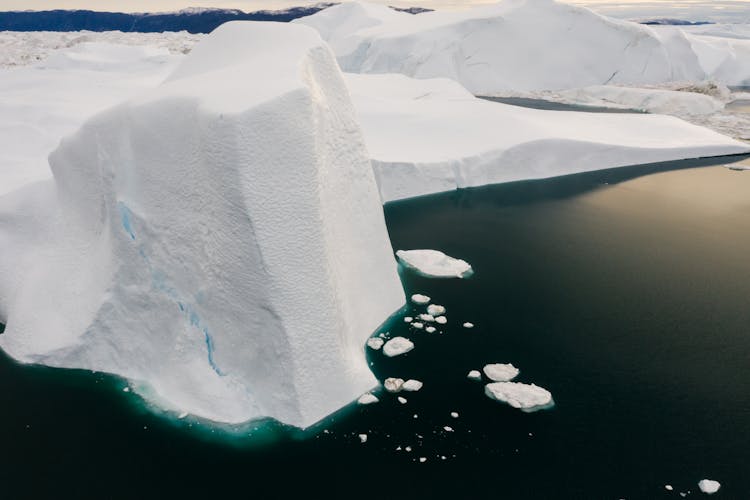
[0,0,748,21]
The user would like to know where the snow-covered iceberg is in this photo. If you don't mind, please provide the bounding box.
[345,72,750,202]
[0,21,405,428]
[396,249,473,278]
[296,0,733,94]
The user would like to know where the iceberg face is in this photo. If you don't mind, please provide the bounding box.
[297,0,712,94]
[0,21,405,428]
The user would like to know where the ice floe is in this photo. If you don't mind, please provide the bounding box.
[698,479,721,494]
[367,337,384,350]
[483,363,520,382]
[484,382,555,412]
[384,378,405,392]
[383,337,415,357]
[358,393,379,405]
[397,249,473,278]
[402,379,423,392]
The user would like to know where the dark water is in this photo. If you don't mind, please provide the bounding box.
[479,95,647,113]
[2,156,750,499]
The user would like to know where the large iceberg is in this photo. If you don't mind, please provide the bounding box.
[345,72,749,202]
[295,0,739,94]
[0,22,405,428]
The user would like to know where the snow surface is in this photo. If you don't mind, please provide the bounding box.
[698,479,721,494]
[0,21,405,428]
[484,382,555,412]
[345,72,749,202]
[483,363,520,382]
[396,249,473,278]
[297,0,750,94]
[383,337,415,357]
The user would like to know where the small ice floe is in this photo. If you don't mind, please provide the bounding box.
[397,249,473,278]
[435,316,447,324]
[463,322,474,329]
[425,326,436,333]
[727,165,750,171]
[484,382,554,412]
[443,426,454,432]
[467,370,482,381]
[411,293,431,305]
[427,304,446,316]
[404,316,413,323]
[178,412,188,419]
[419,457,427,463]
[402,379,423,392]
[122,387,130,392]
[383,337,414,357]
[358,393,379,405]
[698,479,721,494]
[451,411,459,418]
[412,322,424,329]
[419,313,435,322]
[359,433,368,443]
[665,485,674,491]
[398,396,408,404]
[384,378,405,392]
[405,446,412,452]
[367,337,384,350]
[483,363,520,382]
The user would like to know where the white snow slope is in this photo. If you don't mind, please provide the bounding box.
[345,73,749,202]
[0,22,405,428]
[295,0,750,93]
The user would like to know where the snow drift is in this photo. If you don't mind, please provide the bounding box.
[0,21,405,428]
[296,0,750,93]
[345,73,750,202]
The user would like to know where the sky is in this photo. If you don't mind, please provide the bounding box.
[0,0,748,22]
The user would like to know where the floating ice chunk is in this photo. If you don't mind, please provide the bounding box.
[419,457,427,463]
[384,378,404,393]
[463,322,474,329]
[698,479,721,494]
[397,250,473,278]
[435,316,447,325]
[177,412,188,419]
[367,337,384,350]
[427,304,446,316]
[425,326,436,333]
[418,314,435,322]
[358,393,379,405]
[383,337,414,357]
[359,433,368,443]
[665,485,674,491]
[122,387,130,392]
[484,382,554,412]
[467,370,482,381]
[411,294,431,305]
[450,411,459,418]
[412,322,424,330]
[398,396,407,404]
[483,363,520,382]
[405,446,412,452]
[404,316,413,323]
[402,379,423,392]
[443,426,454,432]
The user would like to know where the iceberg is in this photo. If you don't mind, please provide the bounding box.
[396,249,473,278]
[345,72,749,202]
[401,379,423,391]
[484,382,555,412]
[0,21,405,428]
[296,0,726,94]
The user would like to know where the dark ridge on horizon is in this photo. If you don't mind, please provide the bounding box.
[0,3,431,33]
[638,18,713,26]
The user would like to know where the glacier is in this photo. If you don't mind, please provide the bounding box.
[0,21,405,428]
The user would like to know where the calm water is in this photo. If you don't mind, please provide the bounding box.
[1,156,750,499]
[479,95,646,113]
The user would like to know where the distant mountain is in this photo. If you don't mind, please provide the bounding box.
[638,18,713,26]
[0,4,336,33]
[0,4,431,33]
